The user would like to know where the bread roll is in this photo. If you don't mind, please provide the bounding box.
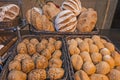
[21,58,35,73]
[90,74,109,80]
[36,43,46,53]
[103,55,115,69]
[30,38,39,46]
[27,43,36,55]
[100,48,111,56]
[104,42,115,52]
[9,60,21,71]
[84,38,93,45]
[17,42,27,54]
[35,55,48,69]
[61,0,82,16]
[48,68,64,79]
[74,70,90,80]
[68,39,78,46]
[75,38,83,45]
[46,43,55,53]
[116,66,120,71]
[77,8,97,32]
[69,45,80,55]
[89,44,99,54]
[71,54,83,70]
[14,54,31,62]
[78,41,89,52]
[28,69,46,80]
[49,58,62,68]
[54,40,62,50]
[48,38,56,44]
[41,39,48,45]
[52,50,62,58]
[79,51,92,62]
[55,10,77,32]
[92,35,101,42]
[8,70,27,80]
[41,49,51,60]
[94,41,104,49]
[100,38,107,44]
[91,53,102,64]
[111,51,120,66]
[83,61,96,75]
[32,53,40,61]
[96,61,110,74]
[108,69,120,80]
[22,38,29,45]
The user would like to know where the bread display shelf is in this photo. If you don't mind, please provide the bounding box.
[65,35,120,80]
[0,35,68,80]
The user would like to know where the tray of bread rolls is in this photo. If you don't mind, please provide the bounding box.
[65,35,120,80]
[26,0,111,35]
[0,35,68,80]
[0,0,23,30]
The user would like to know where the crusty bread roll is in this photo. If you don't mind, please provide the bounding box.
[89,44,99,54]
[69,45,80,55]
[27,43,36,55]
[108,69,120,80]
[0,4,20,22]
[91,53,102,64]
[30,38,39,46]
[43,2,61,20]
[100,48,111,56]
[77,8,97,32]
[36,42,46,53]
[74,70,90,80]
[68,39,78,46]
[96,61,110,74]
[49,58,62,68]
[78,41,89,52]
[17,42,27,54]
[8,70,27,80]
[83,61,96,75]
[22,38,29,45]
[94,40,104,49]
[61,0,82,16]
[32,53,40,61]
[75,38,83,45]
[54,40,62,50]
[90,74,109,80]
[55,10,77,32]
[52,50,62,58]
[84,38,93,45]
[41,49,51,60]
[104,42,115,52]
[9,60,21,71]
[71,54,83,70]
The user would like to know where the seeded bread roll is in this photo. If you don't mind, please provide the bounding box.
[32,53,40,61]
[71,54,83,70]
[74,70,90,80]
[54,40,62,50]
[49,58,62,68]
[30,38,39,46]
[55,10,77,32]
[27,43,36,55]
[61,0,82,16]
[36,43,46,53]
[77,8,97,32]
[41,49,51,60]
[9,60,21,71]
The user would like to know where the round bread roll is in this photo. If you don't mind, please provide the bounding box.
[79,51,92,62]
[100,48,111,56]
[111,51,120,66]
[71,54,83,70]
[41,39,48,45]
[36,43,46,53]
[61,0,82,16]
[83,61,96,75]
[52,50,62,58]
[75,38,83,45]
[17,42,27,54]
[74,70,90,80]
[9,60,21,71]
[116,66,120,71]
[104,42,115,52]
[54,40,62,50]
[69,45,80,55]
[35,55,48,69]
[103,55,115,69]
[21,58,35,73]
[43,2,60,20]
[68,39,78,46]
[92,35,101,42]
[94,41,104,49]
[14,54,31,62]
[48,38,56,44]
[100,38,107,44]
[8,70,27,80]
[91,53,102,64]
[32,53,40,61]
[77,8,97,32]
[46,43,55,53]
[108,69,120,80]
[78,41,89,52]
[49,58,62,68]
[96,61,110,74]
[30,38,39,46]
[48,68,64,79]
[84,38,93,45]
[55,10,77,32]
[22,38,29,45]
[89,44,99,54]
[90,74,109,80]
[41,49,51,60]
[27,43,36,55]
[28,69,46,80]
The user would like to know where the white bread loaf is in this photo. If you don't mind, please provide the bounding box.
[61,0,82,16]
[0,4,20,22]
[55,10,77,32]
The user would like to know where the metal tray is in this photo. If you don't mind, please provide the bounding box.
[0,34,69,80]
[64,35,120,80]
